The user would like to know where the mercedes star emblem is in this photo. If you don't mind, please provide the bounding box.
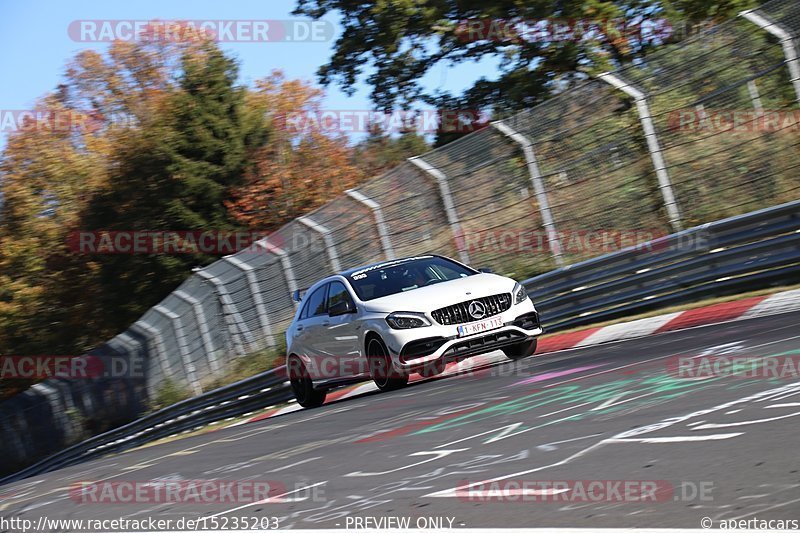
[468,300,486,319]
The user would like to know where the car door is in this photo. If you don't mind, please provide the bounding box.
[318,280,365,378]
[292,283,330,379]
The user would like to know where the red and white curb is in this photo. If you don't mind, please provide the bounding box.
[228,288,800,428]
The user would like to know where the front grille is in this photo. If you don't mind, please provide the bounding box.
[431,293,512,325]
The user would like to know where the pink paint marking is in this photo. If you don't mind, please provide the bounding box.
[508,363,606,387]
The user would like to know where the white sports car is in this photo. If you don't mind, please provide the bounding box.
[285,255,543,407]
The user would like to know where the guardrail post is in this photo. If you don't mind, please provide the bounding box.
[224,255,276,347]
[598,72,683,233]
[256,239,300,308]
[741,10,800,104]
[407,156,471,265]
[154,305,202,395]
[117,331,158,398]
[30,382,74,440]
[491,120,566,268]
[345,189,396,260]
[130,320,172,381]
[298,216,342,272]
[174,290,221,374]
[194,269,249,357]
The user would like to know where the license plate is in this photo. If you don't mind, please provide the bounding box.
[457,317,504,337]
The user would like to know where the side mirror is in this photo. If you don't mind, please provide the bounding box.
[329,299,356,317]
[478,267,494,274]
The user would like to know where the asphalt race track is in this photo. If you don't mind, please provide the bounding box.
[2,312,800,530]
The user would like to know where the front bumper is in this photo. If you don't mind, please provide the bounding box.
[387,304,543,372]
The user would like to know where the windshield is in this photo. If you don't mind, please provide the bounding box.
[347,256,477,301]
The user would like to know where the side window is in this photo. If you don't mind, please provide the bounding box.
[327,281,354,312]
[301,284,328,319]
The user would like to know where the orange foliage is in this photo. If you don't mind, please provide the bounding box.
[225,70,367,230]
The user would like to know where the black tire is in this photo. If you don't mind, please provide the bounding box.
[502,338,538,360]
[418,358,446,378]
[367,337,409,391]
[288,356,327,408]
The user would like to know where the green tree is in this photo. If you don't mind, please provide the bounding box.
[294,0,757,115]
[353,124,430,177]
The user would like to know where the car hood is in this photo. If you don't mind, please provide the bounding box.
[361,273,516,314]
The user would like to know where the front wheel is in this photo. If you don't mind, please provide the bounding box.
[502,338,538,360]
[288,356,327,408]
[368,338,409,391]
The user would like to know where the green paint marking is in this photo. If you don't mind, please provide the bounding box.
[415,372,717,436]
[416,349,798,439]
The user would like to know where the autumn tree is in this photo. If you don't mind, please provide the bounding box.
[0,34,269,357]
[0,96,109,358]
[226,70,367,230]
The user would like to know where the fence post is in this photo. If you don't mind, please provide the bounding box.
[345,189,396,260]
[174,290,221,374]
[298,216,342,272]
[747,80,764,111]
[130,320,171,381]
[116,331,143,362]
[491,120,566,267]
[154,305,202,395]
[598,72,683,233]
[29,382,73,441]
[741,9,800,104]
[194,269,249,357]
[407,156,471,265]
[256,239,300,308]
[224,255,276,347]
[117,331,159,398]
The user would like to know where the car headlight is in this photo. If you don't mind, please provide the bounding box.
[386,312,432,329]
[513,283,528,305]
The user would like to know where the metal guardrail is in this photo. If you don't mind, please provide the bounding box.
[2,200,798,487]
[0,368,292,486]
[522,200,800,331]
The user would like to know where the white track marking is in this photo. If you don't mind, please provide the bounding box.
[536,433,604,451]
[606,433,743,443]
[197,481,328,520]
[728,496,800,520]
[765,402,800,408]
[345,449,468,477]
[425,382,800,498]
[591,392,630,411]
[433,423,528,448]
[267,456,321,473]
[691,411,800,430]
[538,401,597,418]
[424,441,607,498]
